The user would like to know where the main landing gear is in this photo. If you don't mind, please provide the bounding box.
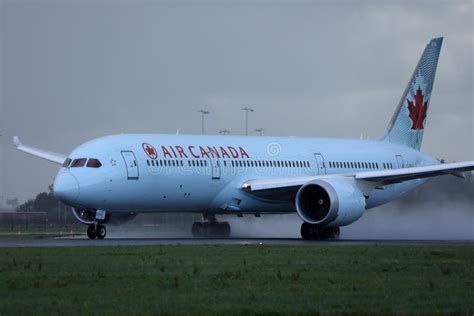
[86,209,107,240]
[191,214,231,238]
[300,222,340,240]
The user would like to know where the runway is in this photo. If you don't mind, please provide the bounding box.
[0,238,472,248]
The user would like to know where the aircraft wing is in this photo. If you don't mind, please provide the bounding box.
[242,161,474,195]
[354,161,474,183]
[13,136,67,165]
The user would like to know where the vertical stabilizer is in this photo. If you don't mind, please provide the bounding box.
[382,37,443,150]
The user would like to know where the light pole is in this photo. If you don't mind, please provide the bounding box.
[255,128,264,136]
[198,110,210,135]
[218,129,231,135]
[242,107,254,136]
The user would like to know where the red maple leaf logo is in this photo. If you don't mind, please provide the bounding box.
[407,86,428,130]
[142,143,157,159]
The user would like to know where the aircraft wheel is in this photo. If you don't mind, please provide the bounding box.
[301,224,340,241]
[87,225,97,239]
[219,222,231,238]
[192,220,231,238]
[319,227,340,240]
[301,222,316,240]
[95,224,106,239]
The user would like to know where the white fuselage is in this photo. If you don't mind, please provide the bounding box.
[53,134,437,215]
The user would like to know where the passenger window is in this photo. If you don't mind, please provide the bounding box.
[63,158,72,168]
[71,158,87,167]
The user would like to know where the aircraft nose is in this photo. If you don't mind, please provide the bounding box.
[54,172,80,204]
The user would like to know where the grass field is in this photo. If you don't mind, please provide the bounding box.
[0,245,472,315]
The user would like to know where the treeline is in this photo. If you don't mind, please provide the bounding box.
[16,185,76,225]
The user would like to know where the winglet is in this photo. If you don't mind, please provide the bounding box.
[13,136,22,148]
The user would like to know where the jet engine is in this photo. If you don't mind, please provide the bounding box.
[71,208,137,225]
[295,178,366,227]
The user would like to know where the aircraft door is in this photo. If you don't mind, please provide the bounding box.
[314,153,326,175]
[121,151,139,180]
[395,155,404,168]
[211,159,221,180]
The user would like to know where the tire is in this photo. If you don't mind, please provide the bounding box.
[87,225,96,239]
[219,222,231,238]
[300,222,310,240]
[96,224,106,239]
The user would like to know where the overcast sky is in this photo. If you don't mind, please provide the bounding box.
[0,0,472,203]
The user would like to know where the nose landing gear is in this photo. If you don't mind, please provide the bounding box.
[191,214,231,238]
[87,223,107,239]
[86,209,107,240]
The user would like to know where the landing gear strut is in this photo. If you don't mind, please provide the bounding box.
[192,214,231,238]
[300,222,340,240]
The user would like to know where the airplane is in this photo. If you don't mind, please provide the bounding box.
[13,37,474,240]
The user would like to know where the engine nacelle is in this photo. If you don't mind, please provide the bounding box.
[71,208,137,225]
[295,178,366,227]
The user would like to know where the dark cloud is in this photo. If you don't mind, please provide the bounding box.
[0,1,472,203]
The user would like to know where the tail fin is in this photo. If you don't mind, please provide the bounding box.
[382,37,443,150]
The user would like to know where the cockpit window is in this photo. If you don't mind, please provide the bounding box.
[62,158,72,168]
[86,158,102,168]
[70,158,87,167]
